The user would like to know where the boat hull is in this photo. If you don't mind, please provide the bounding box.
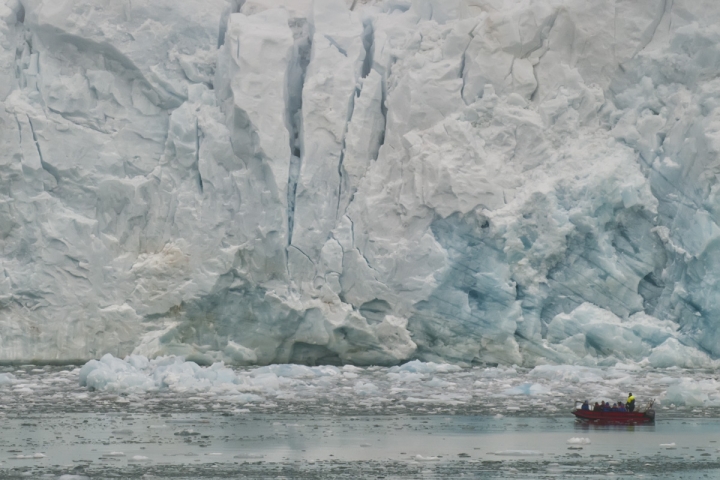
[572,409,655,423]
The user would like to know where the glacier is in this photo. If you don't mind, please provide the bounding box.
[2,0,720,368]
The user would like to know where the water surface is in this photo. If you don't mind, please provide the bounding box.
[1,413,718,478]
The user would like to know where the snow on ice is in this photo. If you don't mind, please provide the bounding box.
[1,0,720,369]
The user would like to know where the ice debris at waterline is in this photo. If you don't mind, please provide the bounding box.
[61,354,720,414]
[4,0,720,368]
[567,438,591,445]
[493,450,544,457]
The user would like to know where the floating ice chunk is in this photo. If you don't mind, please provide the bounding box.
[58,476,90,480]
[10,453,45,459]
[425,377,455,388]
[613,362,642,371]
[529,365,604,384]
[79,354,155,392]
[660,443,676,449]
[223,393,263,403]
[125,355,149,370]
[503,383,550,396]
[233,453,265,459]
[386,372,424,383]
[250,364,340,379]
[354,381,379,395]
[207,453,222,456]
[567,437,591,445]
[493,450,543,456]
[480,366,517,378]
[247,373,280,391]
[102,452,125,457]
[414,455,440,461]
[111,429,133,435]
[0,373,16,385]
[79,354,270,396]
[128,455,150,462]
[388,360,462,374]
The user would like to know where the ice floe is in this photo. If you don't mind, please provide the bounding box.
[567,438,591,445]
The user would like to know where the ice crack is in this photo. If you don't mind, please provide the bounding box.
[324,35,347,57]
[286,20,313,246]
[360,18,374,79]
[195,118,203,194]
[27,116,59,186]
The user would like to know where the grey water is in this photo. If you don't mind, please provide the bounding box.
[0,413,718,478]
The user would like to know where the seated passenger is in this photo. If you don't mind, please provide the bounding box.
[617,402,627,412]
[581,400,590,411]
[593,402,601,411]
[602,402,611,412]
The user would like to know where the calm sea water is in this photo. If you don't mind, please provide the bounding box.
[1,413,718,478]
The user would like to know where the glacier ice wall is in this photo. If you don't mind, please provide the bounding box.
[1,0,720,367]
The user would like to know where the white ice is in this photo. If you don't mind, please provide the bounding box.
[1,0,720,368]
[71,354,720,411]
[566,438,591,445]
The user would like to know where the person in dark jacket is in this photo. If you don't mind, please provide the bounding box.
[581,400,590,411]
[593,402,601,411]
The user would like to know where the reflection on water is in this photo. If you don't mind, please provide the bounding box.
[574,420,655,432]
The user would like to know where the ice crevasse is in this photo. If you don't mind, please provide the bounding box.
[1,0,720,368]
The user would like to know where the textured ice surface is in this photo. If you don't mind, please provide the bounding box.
[45,355,720,415]
[0,358,720,423]
[2,0,720,367]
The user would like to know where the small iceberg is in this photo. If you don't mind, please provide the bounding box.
[567,437,591,445]
[414,455,440,461]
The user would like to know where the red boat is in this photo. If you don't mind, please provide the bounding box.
[572,401,655,423]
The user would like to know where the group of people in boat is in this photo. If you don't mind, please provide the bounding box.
[580,393,636,413]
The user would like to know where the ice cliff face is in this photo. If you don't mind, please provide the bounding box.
[2,0,720,367]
